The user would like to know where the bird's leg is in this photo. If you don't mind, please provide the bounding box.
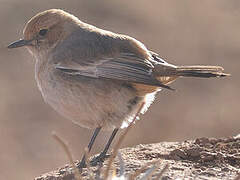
[78,127,102,169]
[91,128,119,166]
[100,128,119,157]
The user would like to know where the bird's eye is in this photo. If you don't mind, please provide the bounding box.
[39,29,48,36]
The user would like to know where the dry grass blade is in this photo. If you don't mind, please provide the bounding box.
[138,164,158,180]
[84,147,95,180]
[103,102,145,179]
[52,132,82,180]
[111,165,117,179]
[154,164,169,179]
[117,151,125,176]
[129,160,159,180]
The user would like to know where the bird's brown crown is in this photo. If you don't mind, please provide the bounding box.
[23,9,80,51]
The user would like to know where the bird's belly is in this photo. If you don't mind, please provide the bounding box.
[38,73,143,130]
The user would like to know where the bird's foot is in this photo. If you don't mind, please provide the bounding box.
[90,152,110,166]
[77,161,86,172]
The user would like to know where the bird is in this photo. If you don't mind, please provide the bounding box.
[8,9,229,168]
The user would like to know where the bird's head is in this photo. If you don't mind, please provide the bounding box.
[8,9,79,55]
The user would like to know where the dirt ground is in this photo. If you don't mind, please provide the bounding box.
[35,135,240,180]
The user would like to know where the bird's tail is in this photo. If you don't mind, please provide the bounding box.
[154,64,229,86]
[175,65,229,78]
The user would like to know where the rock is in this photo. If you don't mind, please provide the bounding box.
[34,137,240,180]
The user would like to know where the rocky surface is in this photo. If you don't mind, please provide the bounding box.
[35,136,240,180]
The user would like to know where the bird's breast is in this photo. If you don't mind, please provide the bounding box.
[34,62,146,130]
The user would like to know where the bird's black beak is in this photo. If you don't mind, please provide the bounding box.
[8,39,32,49]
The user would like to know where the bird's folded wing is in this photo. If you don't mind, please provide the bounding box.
[55,52,173,90]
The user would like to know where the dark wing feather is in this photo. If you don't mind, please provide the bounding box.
[55,52,173,90]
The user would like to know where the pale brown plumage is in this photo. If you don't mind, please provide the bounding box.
[8,8,229,128]
[8,9,229,167]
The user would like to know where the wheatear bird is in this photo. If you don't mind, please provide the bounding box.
[8,9,229,168]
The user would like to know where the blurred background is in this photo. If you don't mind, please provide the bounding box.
[0,0,239,179]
